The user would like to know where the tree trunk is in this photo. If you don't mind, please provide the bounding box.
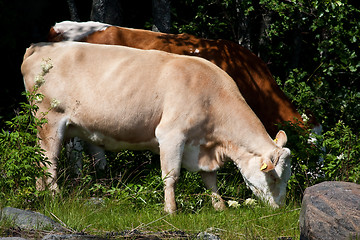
[238,17,251,50]
[90,0,123,25]
[152,0,171,33]
[289,29,302,70]
[236,0,252,50]
[288,10,303,71]
[257,11,272,61]
[67,0,80,21]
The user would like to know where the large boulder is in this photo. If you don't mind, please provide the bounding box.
[299,181,360,240]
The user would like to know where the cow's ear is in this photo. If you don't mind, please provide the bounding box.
[261,148,283,172]
[260,159,275,172]
[274,130,287,147]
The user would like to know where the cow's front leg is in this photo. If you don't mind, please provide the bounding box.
[157,130,184,214]
[162,169,180,214]
[200,171,226,211]
[160,148,182,213]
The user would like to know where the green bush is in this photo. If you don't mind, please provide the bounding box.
[0,89,49,206]
[322,121,360,183]
[0,58,55,206]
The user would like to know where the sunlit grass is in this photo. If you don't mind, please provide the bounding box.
[1,152,301,239]
[41,194,300,239]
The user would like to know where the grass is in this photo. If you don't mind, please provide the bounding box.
[38,194,300,239]
[0,185,301,240]
[1,152,301,239]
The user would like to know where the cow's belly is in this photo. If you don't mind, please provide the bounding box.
[65,123,160,153]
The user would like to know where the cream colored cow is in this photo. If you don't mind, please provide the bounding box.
[21,42,291,213]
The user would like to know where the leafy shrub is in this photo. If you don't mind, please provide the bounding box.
[278,121,324,199]
[322,121,360,183]
[0,58,55,206]
[0,89,49,206]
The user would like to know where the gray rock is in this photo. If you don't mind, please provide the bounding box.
[0,238,28,240]
[197,232,221,240]
[85,198,105,207]
[0,207,65,232]
[42,234,105,240]
[299,181,360,240]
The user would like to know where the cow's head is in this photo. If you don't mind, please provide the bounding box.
[238,130,291,208]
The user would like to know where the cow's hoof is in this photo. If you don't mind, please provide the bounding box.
[164,205,177,214]
[213,200,226,211]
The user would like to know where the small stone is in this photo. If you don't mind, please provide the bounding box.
[197,232,221,240]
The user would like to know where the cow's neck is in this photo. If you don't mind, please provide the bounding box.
[222,140,268,168]
[210,100,275,166]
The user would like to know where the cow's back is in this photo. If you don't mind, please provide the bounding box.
[22,43,163,141]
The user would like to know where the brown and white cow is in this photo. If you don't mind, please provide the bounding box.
[49,21,320,137]
[22,42,291,213]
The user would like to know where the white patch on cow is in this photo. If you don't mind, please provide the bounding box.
[182,139,209,172]
[182,144,201,172]
[194,49,200,54]
[53,21,110,41]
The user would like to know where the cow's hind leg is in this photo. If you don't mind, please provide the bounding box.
[87,143,107,171]
[37,114,68,192]
[65,137,83,176]
[66,139,107,177]
[200,171,226,211]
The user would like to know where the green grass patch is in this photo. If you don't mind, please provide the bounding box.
[39,194,300,239]
[0,152,301,239]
